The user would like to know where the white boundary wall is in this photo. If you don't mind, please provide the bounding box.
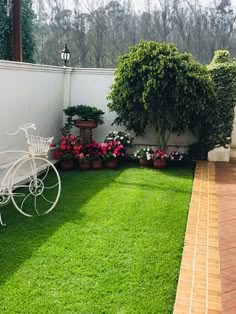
[69,68,197,153]
[3,61,228,159]
[0,61,64,159]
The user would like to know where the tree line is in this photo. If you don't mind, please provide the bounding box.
[0,0,236,67]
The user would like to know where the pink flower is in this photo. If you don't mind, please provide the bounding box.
[53,152,60,159]
[60,145,66,150]
[69,135,74,139]
[71,141,75,145]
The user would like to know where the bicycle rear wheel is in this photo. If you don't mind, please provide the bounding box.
[10,157,61,217]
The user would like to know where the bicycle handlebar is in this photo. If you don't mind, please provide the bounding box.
[7,123,36,136]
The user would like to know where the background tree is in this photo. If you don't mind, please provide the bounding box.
[107,41,215,149]
[0,0,35,62]
[0,0,12,60]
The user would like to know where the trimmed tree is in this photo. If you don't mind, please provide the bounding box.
[107,41,215,149]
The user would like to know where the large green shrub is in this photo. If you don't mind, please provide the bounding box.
[202,50,236,150]
[107,41,215,149]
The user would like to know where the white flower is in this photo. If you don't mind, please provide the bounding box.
[147,147,150,152]
[118,141,121,144]
[113,154,116,158]
[120,137,124,140]
[127,140,130,144]
[146,152,151,160]
[134,153,137,157]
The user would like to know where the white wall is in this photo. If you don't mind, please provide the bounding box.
[0,61,64,160]
[69,68,196,153]
[0,62,198,168]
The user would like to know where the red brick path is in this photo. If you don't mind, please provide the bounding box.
[216,162,236,313]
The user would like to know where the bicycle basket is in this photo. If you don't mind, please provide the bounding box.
[28,135,53,156]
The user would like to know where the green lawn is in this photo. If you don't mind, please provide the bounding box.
[0,163,193,313]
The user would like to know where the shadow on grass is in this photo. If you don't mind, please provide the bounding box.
[123,159,195,179]
[0,168,122,286]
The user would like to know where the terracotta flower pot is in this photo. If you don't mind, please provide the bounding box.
[91,160,103,170]
[74,120,98,129]
[60,160,74,170]
[153,159,166,169]
[139,159,151,167]
[106,159,118,169]
[79,162,90,170]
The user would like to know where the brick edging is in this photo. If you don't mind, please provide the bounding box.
[173,161,222,313]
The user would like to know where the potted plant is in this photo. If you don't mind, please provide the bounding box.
[152,148,167,169]
[104,131,133,148]
[85,141,103,170]
[76,152,91,170]
[167,151,185,167]
[63,105,105,129]
[53,135,82,170]
[134,147,154,167]
[101,140,125,169]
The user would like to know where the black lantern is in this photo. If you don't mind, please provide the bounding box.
[61,44,70,66]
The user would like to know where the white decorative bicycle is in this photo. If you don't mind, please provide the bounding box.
[0,123,61,226]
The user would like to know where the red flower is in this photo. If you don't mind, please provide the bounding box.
[53,151,60,159]
[50,143,55,147]
[60,145,66,150]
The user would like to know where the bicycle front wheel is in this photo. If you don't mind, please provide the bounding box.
[10,157,61,217]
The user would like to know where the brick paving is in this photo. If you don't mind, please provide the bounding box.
[216,162,236,314]
[173,161,222,314]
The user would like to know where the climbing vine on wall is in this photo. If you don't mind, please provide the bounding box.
[201,50,236,150]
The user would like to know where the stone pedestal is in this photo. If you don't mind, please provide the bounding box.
[208,147,230,162]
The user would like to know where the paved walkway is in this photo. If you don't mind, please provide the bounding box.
[173,161,236,314]
[174,161,222,313]
[216,162,236,313]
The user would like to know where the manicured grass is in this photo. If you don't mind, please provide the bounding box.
[0,163,193,313]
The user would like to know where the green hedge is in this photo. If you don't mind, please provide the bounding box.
[200,50,236,151]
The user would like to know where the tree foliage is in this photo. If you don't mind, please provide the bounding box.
[107,41,215,149]
[201,50,236,150]
[33,0,236,67]
[0,0,35,62]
